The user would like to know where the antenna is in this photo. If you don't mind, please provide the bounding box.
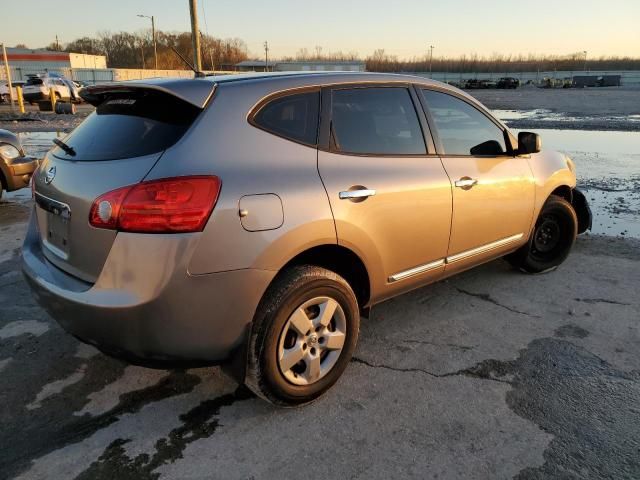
[169,45,205,78]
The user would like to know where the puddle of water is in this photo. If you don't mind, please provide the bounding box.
[512,128,640,239]
[18,131,65,159]
[493,109,552,121]
[494,109,640,125]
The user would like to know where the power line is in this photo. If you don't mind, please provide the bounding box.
[201,0,209,37]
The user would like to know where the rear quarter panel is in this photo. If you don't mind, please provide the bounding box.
[146,80,337,274]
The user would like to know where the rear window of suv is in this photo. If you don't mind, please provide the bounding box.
[52,91,201,161]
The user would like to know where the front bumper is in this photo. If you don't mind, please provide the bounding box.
[572,188,592,234]
[1,156,39,191]
[21,212,276,365]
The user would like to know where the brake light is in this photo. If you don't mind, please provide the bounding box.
[89,176,221,233]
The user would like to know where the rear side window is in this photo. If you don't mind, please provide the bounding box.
[421,89,507,156]
[331,87,426,155]
[253,91,320,145]
[52,91,201,161]
[26,77,43,86]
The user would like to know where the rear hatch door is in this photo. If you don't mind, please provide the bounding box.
[33,85,210,283]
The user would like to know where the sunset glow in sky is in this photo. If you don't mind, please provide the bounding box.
[2,0,639,59]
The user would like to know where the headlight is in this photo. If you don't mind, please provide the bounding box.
[0,143,22,161]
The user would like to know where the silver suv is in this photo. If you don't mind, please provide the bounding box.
[23,73,591,405]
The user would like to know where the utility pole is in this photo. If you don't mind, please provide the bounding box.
[55,35,60,51]
[1,44,15,113]
[264,41,269,72]
[189,0,203,72]
[584,50,588,71]
[151,16,157,70]
[137,14,158,69]
[429,45,434,78]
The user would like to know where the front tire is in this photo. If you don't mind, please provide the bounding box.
[507,195,577,273]
[245,265,359,406]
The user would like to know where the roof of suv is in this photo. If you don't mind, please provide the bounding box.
[82,72,463,109]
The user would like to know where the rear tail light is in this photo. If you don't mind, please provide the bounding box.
[89,176,221,233]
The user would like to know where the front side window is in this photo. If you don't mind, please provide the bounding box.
[331,87,426,155]
[253,91,320,145]
[421,89,507,156]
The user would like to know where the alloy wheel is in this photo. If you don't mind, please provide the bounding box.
[277,296,347,386]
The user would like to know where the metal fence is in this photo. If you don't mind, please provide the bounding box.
[1,66,199,84]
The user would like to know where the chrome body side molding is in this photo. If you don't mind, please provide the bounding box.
[388,233,524,283]
[445,233,524,264]
[388,259,445,283]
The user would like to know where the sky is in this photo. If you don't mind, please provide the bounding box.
[2,0,639,59]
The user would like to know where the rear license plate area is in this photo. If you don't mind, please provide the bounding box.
[45,211,70,255]
[35,193,71,258]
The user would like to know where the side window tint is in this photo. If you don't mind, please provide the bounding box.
[253,91,320,145]
[331,87,426,155]
[421,89,507,156]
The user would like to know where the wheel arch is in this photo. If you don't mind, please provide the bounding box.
[277,244,371,311]
[550,185,572,203]
[225,243,371,386]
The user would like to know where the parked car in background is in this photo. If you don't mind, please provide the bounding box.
[0,129,38,200]
[22,74,81,104]
[464,78,482,89]
[0,81,27,103]
[479,79,497,89]
[497,77,520,89]
[23,72,592,406]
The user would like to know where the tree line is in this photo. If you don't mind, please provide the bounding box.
[43,31,248,70]
[366,50,640,72]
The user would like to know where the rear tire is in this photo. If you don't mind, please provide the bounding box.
[245,265,359,406]
[506,195,577,273]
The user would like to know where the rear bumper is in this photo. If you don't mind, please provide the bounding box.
[1,157,38,191]
[22,212,276,365]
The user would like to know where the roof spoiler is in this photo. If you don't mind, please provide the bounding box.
[81,78,216,109]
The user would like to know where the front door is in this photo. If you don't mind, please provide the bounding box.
[317,85,452,302]
[418,88,535,272]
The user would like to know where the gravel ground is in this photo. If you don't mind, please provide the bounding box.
[472,87,640,131]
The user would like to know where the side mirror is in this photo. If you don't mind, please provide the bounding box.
[518,132,541,154]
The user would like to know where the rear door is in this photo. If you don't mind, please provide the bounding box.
[32,89,204,282]
[418,88,535,273]
[317,85,452,302]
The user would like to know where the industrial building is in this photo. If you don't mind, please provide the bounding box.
[1,48,106,81]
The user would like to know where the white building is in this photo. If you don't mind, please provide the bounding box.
[1,48,107,81]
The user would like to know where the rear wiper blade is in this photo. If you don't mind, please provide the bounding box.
[53,138,76,156]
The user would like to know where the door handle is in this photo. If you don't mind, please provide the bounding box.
[454,177,478,190]
[339,188,376,200]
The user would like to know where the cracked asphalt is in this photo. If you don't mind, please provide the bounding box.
[1,198,639,479]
